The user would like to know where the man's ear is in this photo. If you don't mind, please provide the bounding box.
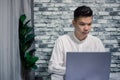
[72,19,76,27]
[72,20,75,25]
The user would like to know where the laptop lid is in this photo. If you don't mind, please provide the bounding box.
[65,52,111,80]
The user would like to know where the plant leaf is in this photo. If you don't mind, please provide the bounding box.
[19,26,33,37]
[19,14,26,23]
[19,14,38,70]
[24,33,35,44]
[23,20,31,27]
[31,65,38,70]
[25,52,39,67]
[27,49,36,56]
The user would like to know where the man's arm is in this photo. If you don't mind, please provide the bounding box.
[48,61,66,75]
[48,37,66,75]
[97,38,106,52]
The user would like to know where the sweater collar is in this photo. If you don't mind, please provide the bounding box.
[72,32,88,44]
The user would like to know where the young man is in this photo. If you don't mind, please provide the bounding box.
[48,5,105,80]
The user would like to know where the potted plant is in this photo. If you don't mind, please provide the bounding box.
[19,14,39,80]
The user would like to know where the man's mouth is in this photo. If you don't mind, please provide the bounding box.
[82,31,89,34]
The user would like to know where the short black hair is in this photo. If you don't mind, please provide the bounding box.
[74,5,93,19]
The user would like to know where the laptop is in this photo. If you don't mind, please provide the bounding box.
[65,52,111,80]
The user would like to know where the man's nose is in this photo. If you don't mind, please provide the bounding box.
[84,25,89,30]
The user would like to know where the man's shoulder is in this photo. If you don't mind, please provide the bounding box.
[57,32,72,40]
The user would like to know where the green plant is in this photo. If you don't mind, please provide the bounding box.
[19,14,38,70]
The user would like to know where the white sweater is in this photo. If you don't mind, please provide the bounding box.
[48,32,105,80]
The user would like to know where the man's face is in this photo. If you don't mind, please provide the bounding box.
[72,16,93,40]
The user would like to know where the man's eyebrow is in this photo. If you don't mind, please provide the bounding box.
[79,22,92,24]
[79,22,85,25]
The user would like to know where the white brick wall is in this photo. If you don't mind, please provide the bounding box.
[33,0,120,80]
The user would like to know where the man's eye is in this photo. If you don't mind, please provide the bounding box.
[88,23,92,26]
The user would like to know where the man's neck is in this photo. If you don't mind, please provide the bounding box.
[74,32,87,41]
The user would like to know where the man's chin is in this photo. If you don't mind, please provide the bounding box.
[83,33,89,38]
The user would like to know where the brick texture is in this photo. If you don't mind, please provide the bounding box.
[33,0,120,80]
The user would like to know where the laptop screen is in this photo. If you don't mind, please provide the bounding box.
[65,52,111,80]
